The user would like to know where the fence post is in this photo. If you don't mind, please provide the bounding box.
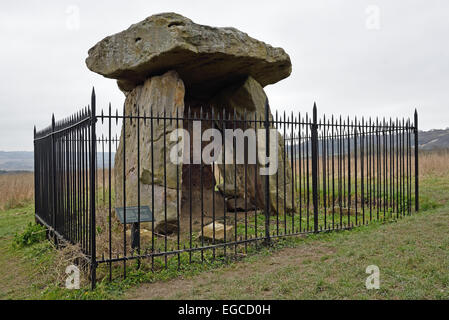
[414,109,419,212]
[264,98,271,245]
[311,103,319,233]
[90,88,97,289]
[51,114,58,245]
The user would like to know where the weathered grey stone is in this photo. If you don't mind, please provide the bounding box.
[211,76,294,214]
[114,70,185,232]
[201,222,233,242]
[86,12,291,96]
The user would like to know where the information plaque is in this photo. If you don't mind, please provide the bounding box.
[115,206,154,224]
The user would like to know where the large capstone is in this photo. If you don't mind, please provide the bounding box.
[86,12,291,97]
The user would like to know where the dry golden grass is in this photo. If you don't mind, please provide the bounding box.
[53,242,91,287]
[419,149,449,177]
[292,149,449,179]
[0,172,34,211]
[95,207,133,259]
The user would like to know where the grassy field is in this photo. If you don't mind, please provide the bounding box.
[0,172,34,211]
[0,150,448,299]
[127,204,449,299]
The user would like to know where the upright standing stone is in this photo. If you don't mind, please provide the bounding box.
[114,70,185,232]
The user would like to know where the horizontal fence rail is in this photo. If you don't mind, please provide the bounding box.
[34,89,419,289]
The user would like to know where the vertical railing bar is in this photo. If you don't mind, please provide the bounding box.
[297,120,300,230]
[283,111,287,234]
[122,103,127,279]
[163,107,168,268]
[384,118,387,219]
[292,119,297,232]
[389,118,393,214]
[376,118,380,220]
[414,110,419,212]
[81,122,86,253]
[326,118,331,229]
[176,108,181,267]
[89,89,97,289]
[396,119,399,216]
[150,106,155,271]
[233,109,238,254]
[311,104,319,233]
[77,117,81,245]
[322,116,327,229]
[338,116,342,228]
[409,118,412,215]
[211,108,216,259]
[360,118,364,225]
[354,117,358,226]
[136,105,141,267]
[108,103,112,281]
[254,112,258,241]
[290,111,295,234]
[223,109,228,257]
[275,111,279,235]
[102,135,105,206]
[201,107,206,261]
[406,119,410,215]
[343,118,346,211]
[306,113,310,231]
[330,115,335,229]
[33,127,38,224]
[391,119,395,215]
[347,117,351,226]
[402,118,406,216]
[51,114,57,245]
[84,115,89,254]
[190,107,194,262]
[243,110,248,250]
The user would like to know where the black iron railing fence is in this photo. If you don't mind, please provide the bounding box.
[34,89,419,289]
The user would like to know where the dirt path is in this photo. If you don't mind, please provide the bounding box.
[0,238,33,299]
[0,206,55,300]
[126,243,336,299]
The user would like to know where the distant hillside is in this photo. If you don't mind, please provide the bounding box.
[0,170,32,175]
[0,151,34,171]
[285,128,449,157]
[0,151,115,171]
[417,129,449,150]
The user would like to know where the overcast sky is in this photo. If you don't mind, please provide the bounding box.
[0,0,448,151]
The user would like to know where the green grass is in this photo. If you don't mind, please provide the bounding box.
[0,173,448,299]
[0,205,58,299]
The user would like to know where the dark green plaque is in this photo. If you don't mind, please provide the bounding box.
[115,206,154,224]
